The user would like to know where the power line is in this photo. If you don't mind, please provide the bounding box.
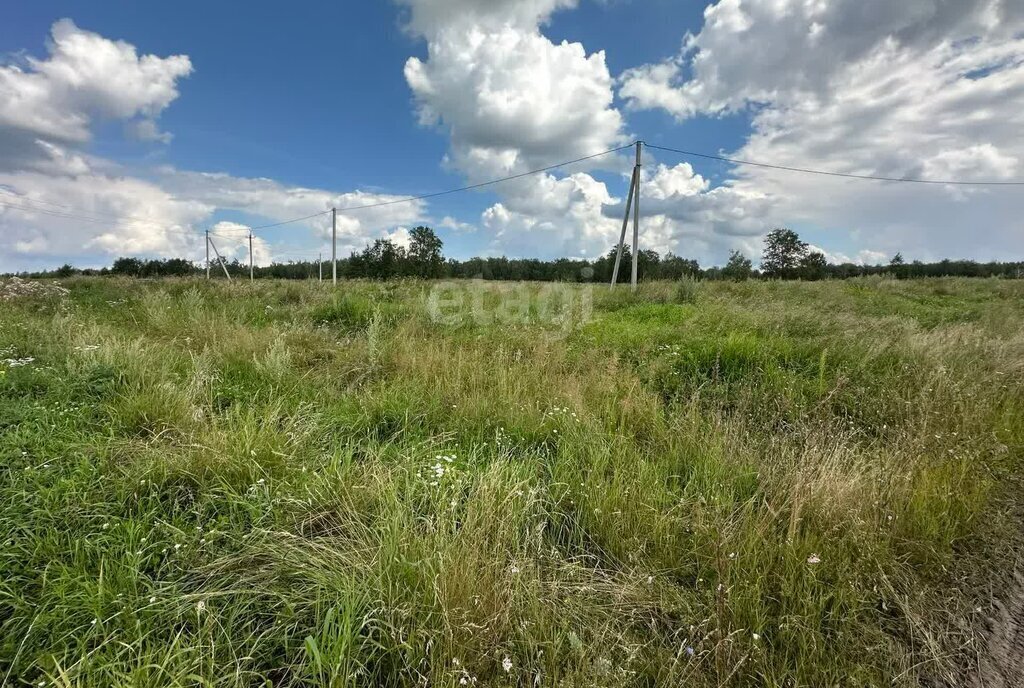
[331,143,636,213]
[1,143,634,240]
[248,210,332,230]
[644,143,1024,186]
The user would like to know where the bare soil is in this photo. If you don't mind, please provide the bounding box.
[972,570,1024,687]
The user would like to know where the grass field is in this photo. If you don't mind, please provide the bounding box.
[1,276,1023,687]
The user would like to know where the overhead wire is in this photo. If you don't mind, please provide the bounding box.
[330,143,637,213]
[643,143,1024,186]
[0,142,633,241]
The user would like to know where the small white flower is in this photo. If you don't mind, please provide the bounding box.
[197,600,206,613]
[752,632,760,641]
[807,553,821,565]
[510,565,520,574]
[149,596,157,603]
[502,657,513,673]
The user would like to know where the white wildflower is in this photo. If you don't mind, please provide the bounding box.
[502,657,513,673]
[807,553,821,565]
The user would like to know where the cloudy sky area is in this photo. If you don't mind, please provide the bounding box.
[1,0,1022,272]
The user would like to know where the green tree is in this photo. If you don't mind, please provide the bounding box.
[890,252,905,266]
[361,239,405,280]
[721,250,753,281]
[762,228,808,279]
[408,226,444,278]
[799,250,828,281]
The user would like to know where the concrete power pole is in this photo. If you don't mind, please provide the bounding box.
[319,252,323,282]
[248,232,254,282]
[611,141,643,290]
[205,230,210,280]
[631,141,642,290]
[610,167,637,288]
[331,207,337,286]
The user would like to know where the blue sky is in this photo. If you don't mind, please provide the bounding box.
[2,0,1023,271]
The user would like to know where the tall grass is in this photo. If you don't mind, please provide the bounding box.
[0,276,1022,686]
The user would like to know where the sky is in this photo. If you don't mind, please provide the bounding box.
[1,0,1023,273]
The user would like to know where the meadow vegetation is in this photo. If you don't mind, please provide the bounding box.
[1,276,1022,686]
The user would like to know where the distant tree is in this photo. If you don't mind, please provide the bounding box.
[54,264,76,277]
[661,252,701,280]
[762,228,808,279]
[721,250,753,281]
[408,226,444,278]
[890,252,905,266]
[637,249,661,281]
[799,251,828,281]
[111,257,144,276]
[360,239,405,279]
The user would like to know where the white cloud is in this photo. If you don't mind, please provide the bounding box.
[398,0,777,264]
[155,169,426,255]
[0,19,191,156]
[400,0,638,259]
[398,0,577,35]
[620,0,1024,262]
[403,22,626,180]
[439,216,476,233]
[480,172,619,257]
[127,119,173,144]
[0,166,209,266]
[206,221,274,268]
[0,18,430,271]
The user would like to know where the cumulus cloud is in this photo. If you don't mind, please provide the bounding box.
[398,0,577,34]
[155,169,426,255]
[0,166,210,269]
[398,0,777,263]
[402,3,625,180]
[621,0,1024,262]
[207,221,273,267]
[0,19,191,163]
[399,0,637,258]
[0,20,429,271]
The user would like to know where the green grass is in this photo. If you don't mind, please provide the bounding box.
[1,276,1023,687]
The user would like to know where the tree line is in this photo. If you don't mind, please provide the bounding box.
[13,226,1024,281]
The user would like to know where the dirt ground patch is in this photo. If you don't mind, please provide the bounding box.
[973,570,1024,687]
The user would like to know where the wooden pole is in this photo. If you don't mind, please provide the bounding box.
[331,207,337,286]
[610,167,637,288]
[631,141,642,290]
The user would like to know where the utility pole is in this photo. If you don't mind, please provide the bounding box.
[248,232,254,282]
[611,141,643,290]
[331,207,337,286]
[631,141,642,290]
[319,252,323,282]
[610,167,637,288]
[207,236,232,281]
[205,230,210,280]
